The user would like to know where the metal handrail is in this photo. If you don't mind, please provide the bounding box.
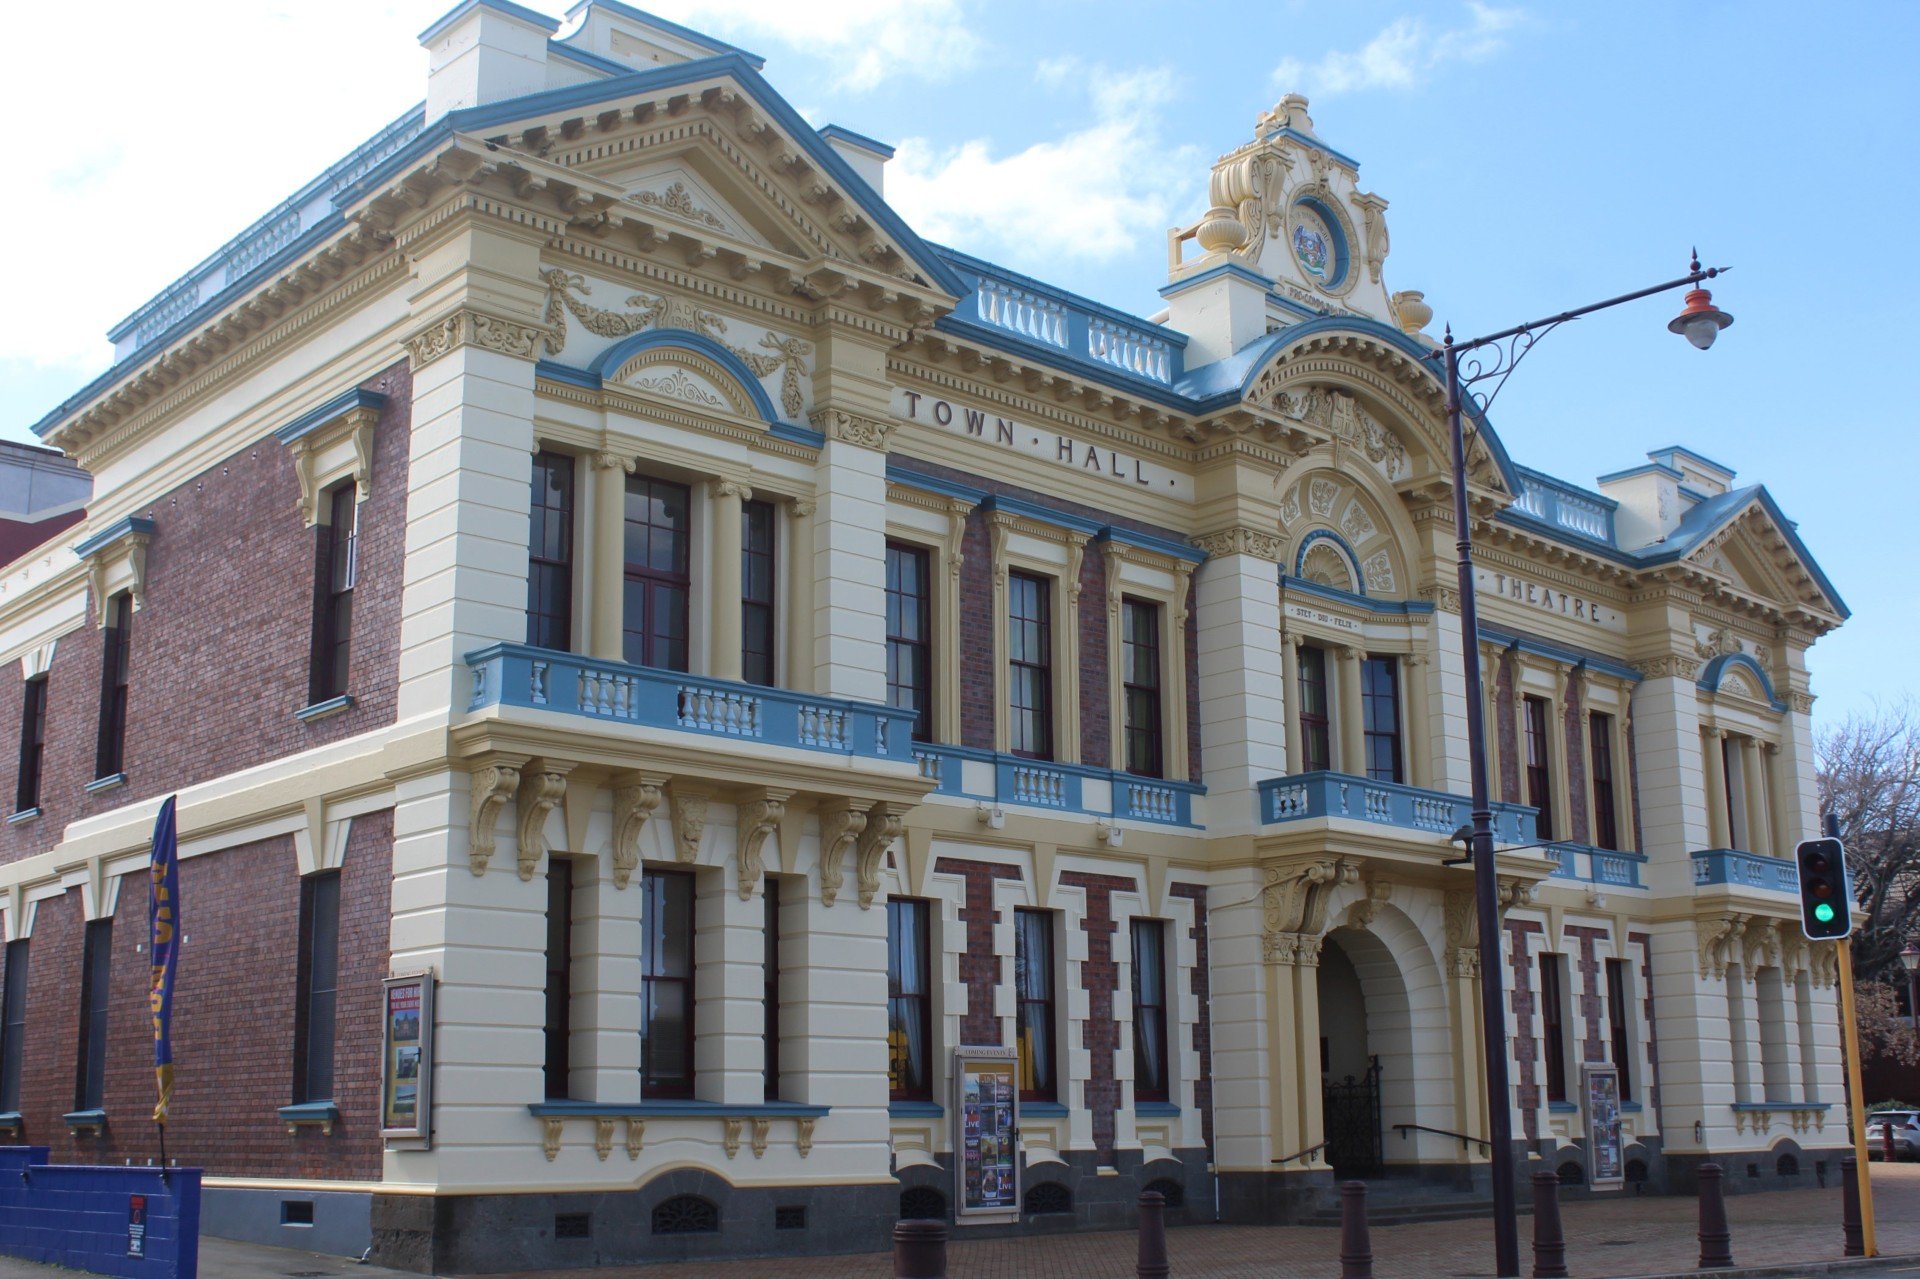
[1271,1141,1328,1166]
[1393,1123,1491,1153]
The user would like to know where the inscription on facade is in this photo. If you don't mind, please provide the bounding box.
[1285,602,1362,634]
[891,389,1192,500]
[1474,568,1624,632]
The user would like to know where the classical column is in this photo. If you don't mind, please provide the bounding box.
[1336,646,1366,776]
[1702,729,1730,848]
[708,479,748,682]
[784,499,815,692]
[1405,654,1430,789]
[1292,941,1326,1160]
[1193,533,1287,832]
[1765,743,1792,860]
[1282,635,1304,773]
[589,453,630,662]
[1742,737,1772,856]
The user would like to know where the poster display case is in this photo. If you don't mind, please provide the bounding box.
[381,971,435,1144]
[952,1046,1020,1224]
[1581,1060,1624,1189]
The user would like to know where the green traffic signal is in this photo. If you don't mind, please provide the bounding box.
[1814,903,1836,923]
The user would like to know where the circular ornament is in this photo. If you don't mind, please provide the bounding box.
[1288,195,1356,295]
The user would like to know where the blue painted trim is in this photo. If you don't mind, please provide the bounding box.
[769,422,826,449]
[5,808,39,826]
[71,515,154,561]
[1697,652,1786,711]
[419,0,559,44]
[1594,461,1685,485]
[889,1100,944,1118]
[1547,1101,1578,1114]
[1477,626,1642,685]
[1134,1102,1180,1117]
[1259,770,1539,846]
[529,1099,830,1118]
[278,1101,340,1126]
[585,329,785,423]
[0,1111,21,1130]
[1544,841,1648,889]
[272,388,387,446]
[979,493,1106,539]
[1495,509,1618,553]
[928,315,1196,407]
[544,346,821,442]
[1730,1102,1830,1112]
[1279,574,1433,615]
[562,0,766,68]
[1649,444,1737,479]
[548,40,631,76]
[818,124,895,160]
[1157,262,1271,299]
[1691,848,1798,895]
[1292,529,1363,591]
[1098,525,1207,565]
[1262,126,1361,170]
[295,694,355,723]
[1021,1102,1069,1118]
[534,359,601,390]
[62,1108,107,1129]
[1677,485,1713,505]
[1619,1101,1643,1113]
[884,463,988,506]
[83,773,127,795]
[1290,192,1351,291]
[1266,291,1328,321]
[1515,464,1618,510]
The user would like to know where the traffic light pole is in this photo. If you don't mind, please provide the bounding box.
[1836,939,1878,1256]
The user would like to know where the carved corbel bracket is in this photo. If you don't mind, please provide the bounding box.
[594,1117,615,1161]
[669,783,711,863]
[810,407,892,450]
[1496,876,1536,917]
[750,1117,771,1158]
[1345,874,1392,928]
[610,775,666,889]
[855,803,908,910]
[516,763,571,881]
[1741,916,1783,977]
[541,1116,563,1161]
[817,798,868,907]
[78,518,154,625]
[1696,912,1749,981]
[625,1117,645,1158]
[735,788,793,901]
[722,1117,743,1159]
[1808,941,1840,989]
[796,1116,816,1158]
[468,758,527,876]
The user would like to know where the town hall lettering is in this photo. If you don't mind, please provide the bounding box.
[892,389,1188,497]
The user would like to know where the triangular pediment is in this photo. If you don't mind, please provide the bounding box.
[1682,492,1846,622]
[616,163,764,247]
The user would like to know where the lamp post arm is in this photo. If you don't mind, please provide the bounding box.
[1441,265,1724,357]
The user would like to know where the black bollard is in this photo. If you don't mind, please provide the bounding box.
[1531,1169,1568,1279]
[893,1218,948,1279]
[1697,1163,1733,1269]
[1137,1189,1170,1279]
[1339,1180,1374,1279]
[1842,1155,1865,1257]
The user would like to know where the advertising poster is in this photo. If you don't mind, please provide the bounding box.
[1582,1061,1625,1189]
[381,972,435,1142]
[952,1045,1020,1224]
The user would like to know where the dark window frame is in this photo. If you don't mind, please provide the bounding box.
[15,675,48,812]
[1121,597,1164,779]
[543,859,574,1100]
[1606,956,1633,1101]
[641,868,696,1098]
[293,871,342,1104]
[1131,918,1170,1103]
[741,499,777,687]
[1297,645,1331,773]
[622,474,693,672]
[1015,908,1057,1102]
[309,482,358,704]
[0,939,28,1114]
[1524,695,1556,842]
[1007,571,1055,761]
[885,541,934,742]
[95,592,132,780]
[1361,655,1404,784]
[527,450,576,652]
[1539,952,1569,1104]
[74,919,112,1112]
[1590,712,1619,851]
[887,897,933,1101]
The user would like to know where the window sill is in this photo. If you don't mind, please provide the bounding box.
[889,1100,944,1119]
[280,1101,340,1135]
[1547,1101,1578,1113]
[1134,1101,1180,1117]
[1620,1101,1644,1113]
[0,1111,21,1134]
[1021,1101,1069,1118]
[5,807,39,826]
[296,694,354,724]
[64,1108,107,1135]
[84,773,126,795]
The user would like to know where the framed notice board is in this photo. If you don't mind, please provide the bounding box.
[1581,1061,1624,1190]
[952,1046,1020,1224]
[381,971,435,1144]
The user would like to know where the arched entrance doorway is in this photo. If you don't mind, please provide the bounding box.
[1317,925,1422,1178]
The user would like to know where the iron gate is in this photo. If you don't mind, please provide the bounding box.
[1322,1056,1383,1178]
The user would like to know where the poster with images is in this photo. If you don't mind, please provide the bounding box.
[381,972,435,1142]
[952,1046,1020,1223]
[1582,1061,1625,1189]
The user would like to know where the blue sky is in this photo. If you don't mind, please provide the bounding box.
[3,0,1911,729]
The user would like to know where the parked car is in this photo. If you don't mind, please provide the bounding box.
[1867,1111,1920,1160]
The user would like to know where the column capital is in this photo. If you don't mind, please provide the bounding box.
[810,406,893,450]
[1191,526,1284,562]
[404,309,549,369]
[592,450,636,473]
[708,477,753,502]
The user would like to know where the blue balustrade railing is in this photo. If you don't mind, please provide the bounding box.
[1545,842,1648,888]
[1691,848,1798,894]
[911,743,1202,826]
[466,643,917,762]
[1257,771,1538,845]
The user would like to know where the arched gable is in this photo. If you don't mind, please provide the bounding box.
[1279,466,1415,598]
[1697,652,1786,712]
[587,329,784,425]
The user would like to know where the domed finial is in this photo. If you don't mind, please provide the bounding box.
[1279,93,1314,135]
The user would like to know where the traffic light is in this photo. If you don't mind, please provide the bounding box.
[1794,837,1852,941]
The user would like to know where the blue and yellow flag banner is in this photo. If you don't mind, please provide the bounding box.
[148,795,180,1126]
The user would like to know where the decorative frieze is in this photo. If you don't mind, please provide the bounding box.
[812,407,892,450]
[1193,526,1285,562]
[405,310,549,368]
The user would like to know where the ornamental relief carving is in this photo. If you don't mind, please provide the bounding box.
[1260,856,1358,963]
[1252,383,1411,481]
[629,367,729,409]
[634,179,725,230]
[406,310,550,368]
[811,407,892,450]
[1192,527,1285,562]
[1637,654,1701,681]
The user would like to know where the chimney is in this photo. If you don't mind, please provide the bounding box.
[420,0,559,120]
[818,126,892,197]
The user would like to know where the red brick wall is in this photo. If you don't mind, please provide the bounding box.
[1060,870,1135,1162]
[1628,930,1660,1114]
[1168,882,1211,1150]
[1564,924,1609,1061]
[1494,651,1520,804]
[934,857,1021,1046]
[1562,671,1590,844]
[2,812,391,1179]
[1504,917,1543,1139]
[1077,541,1110,768]
[957,512,995,752]
[0,363,410,869]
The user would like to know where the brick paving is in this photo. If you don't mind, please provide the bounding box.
[475,1163,1920,1279]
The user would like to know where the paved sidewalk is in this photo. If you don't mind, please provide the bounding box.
[2,1164,1917,1279]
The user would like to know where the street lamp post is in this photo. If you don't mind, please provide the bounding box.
[1899,944,1919,1035]
[1432,253,1731,1278]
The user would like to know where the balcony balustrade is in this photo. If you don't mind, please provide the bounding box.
[1257,770,1538,846]
[1545,841,1648,889]
[912,743,1203,827]
[1691,847,1798,894]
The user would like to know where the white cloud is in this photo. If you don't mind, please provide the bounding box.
[1273,3,1524,96]
[886,63,1203,268]
[643,0,980,91]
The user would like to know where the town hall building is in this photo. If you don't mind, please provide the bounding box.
[0,1,1850,1269]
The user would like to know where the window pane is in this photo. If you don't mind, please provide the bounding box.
[1,940,29,1112]
[1361,657,1402,783]
[16,676,47,811]
[1131,920,1169,1101]
[1015,909,1055,1100]
[1007,574,1053,760]
[297,872,341,1104]
[885,543,934,741]
[77,921,112,1110]
[642,870,695,1096]
[1525,696,1555,841]
[544,860,572,1099]
[887,898,931,1099]
[1590,712,1618,851]
[527,451,575,650]
[624,476,693,671]
[1298,646,1331,773]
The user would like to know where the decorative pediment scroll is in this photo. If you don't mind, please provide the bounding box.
[817,798,868,907]
[610,775,666,889]
[516,763,571,881]
[669,783,710,863]
[735,788,792,901]
[468,759,525,876]
[855,803,908,910]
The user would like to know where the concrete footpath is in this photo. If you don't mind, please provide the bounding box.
[4,1164,1920,1278]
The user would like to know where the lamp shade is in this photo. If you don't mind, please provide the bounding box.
[1669,287,1734,350]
